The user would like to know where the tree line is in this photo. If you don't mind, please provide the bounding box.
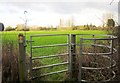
[4,18,115,31]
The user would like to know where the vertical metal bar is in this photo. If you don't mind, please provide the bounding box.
[68,34,72,79]
[110,36,114,54]
[18,34,26,82]
[78,38,83,82]
[92,35,95,45]
[110,37,114,70]
[92,35,96,64]
[30,36,32,79]
[92,35,95,54]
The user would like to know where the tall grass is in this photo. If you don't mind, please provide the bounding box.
[2,42,19,82]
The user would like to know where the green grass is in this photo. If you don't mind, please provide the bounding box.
[2,30,107,81]
[2,30,106,44]
[2,30,106,56]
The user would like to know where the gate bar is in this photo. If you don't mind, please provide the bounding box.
[32,69,68,80]
[78,38,83,83]
[32,53,68,60]
[30,34,69,37]
[32,44,69,48]
[32,62,68,70]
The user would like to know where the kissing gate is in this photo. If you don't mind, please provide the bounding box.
[18,34,117,82]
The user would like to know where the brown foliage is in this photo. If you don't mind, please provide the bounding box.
[2,43,19,83]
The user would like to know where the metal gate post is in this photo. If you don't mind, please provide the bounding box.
[18,34,26,82]
[70,34,77,81]
[78,38,83,82]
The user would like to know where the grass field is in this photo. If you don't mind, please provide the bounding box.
[2,30,106,42]
[2,30,107,81]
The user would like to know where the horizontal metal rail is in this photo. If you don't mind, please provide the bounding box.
[83,44,111,47]
[32,69,68,80]
[83,38,117,40]
[82,44,117,55]
[74,34,94,36]
[73,43,116,48]
[75,43,117,55]
[71,34,117,39]
[30,34,94,37]
[30,34,117,38]
[32,43,69,49]
[32,53,69,60]
[30,34,69,37]
[82,52,112,55]
[32,62,68,70]
[91,34,116,38]
[82,59,116,70]
[72,34,116,37]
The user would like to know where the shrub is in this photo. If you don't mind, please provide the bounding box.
[2,43,19,82]
[23,28,29,31]
[5,26,15,31]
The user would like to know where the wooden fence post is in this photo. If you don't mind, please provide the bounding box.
[18,34,26,82]
[70,34,77,81]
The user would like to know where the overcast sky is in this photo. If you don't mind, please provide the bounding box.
[0,0,119,27]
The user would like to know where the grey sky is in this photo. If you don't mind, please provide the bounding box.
[0,0,118,27]
[0,2,117,14]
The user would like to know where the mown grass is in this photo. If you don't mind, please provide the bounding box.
[2,30,107,81]
[2,30,106,44]
[2,30,106,56]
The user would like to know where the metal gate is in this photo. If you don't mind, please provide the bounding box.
[28,34,73,81]
[18,34,118,82]
[78,35,117,82]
